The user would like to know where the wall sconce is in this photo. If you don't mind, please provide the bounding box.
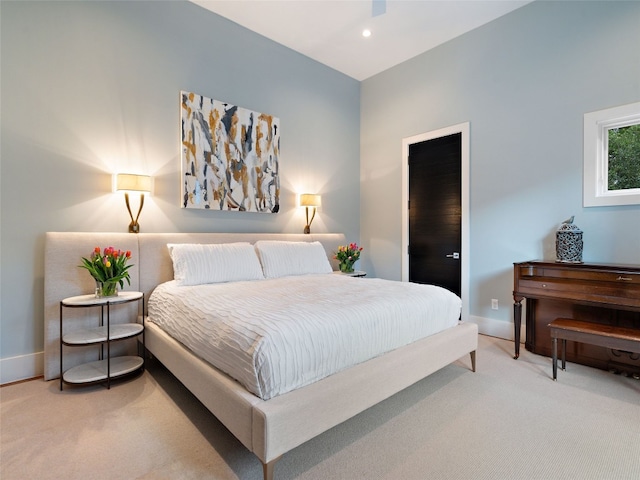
[300,193,321,234]
[116,173,152,233]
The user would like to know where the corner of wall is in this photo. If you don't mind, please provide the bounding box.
[469,315,523,343]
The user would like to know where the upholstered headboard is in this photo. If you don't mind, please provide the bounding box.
[44,232,346,380]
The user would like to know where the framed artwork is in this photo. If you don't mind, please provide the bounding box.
[180,91,280,212]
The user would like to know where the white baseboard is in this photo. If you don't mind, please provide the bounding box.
[0,351,44,385]
[468,315,525,343]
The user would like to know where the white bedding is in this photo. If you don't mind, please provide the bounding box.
[148,274,462,400]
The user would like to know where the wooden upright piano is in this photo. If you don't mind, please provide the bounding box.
[513,260,640,374]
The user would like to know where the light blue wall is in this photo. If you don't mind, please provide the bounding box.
[360,1,640,336]
[0,1,360,370]
[2,0,639,379]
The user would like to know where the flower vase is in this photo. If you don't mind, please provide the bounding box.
[339,261,355,273]
[95,281,119,298]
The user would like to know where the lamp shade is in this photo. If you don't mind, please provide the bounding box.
[300,193,321,207]
[116,173,152,193]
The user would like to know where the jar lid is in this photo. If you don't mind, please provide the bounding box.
[557,222,582,233]
[557,216,582,233]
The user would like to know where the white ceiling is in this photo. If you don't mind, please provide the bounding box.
[191,0,532,81]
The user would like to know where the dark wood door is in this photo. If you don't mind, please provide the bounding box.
[408,133,462,295]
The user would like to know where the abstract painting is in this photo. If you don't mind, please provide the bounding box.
[180,91,280,212]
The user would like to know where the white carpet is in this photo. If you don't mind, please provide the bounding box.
[1,335,639,480]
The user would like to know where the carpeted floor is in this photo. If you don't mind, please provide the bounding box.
[1,334,639,480]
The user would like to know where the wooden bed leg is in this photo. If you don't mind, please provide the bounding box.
[263,456,282,480]
[470,351,476,372]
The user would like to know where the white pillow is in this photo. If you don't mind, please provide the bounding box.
[254,241,332,278]
[167,242,264,286]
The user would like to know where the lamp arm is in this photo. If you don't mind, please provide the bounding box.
[308,206,316,227]
[124,192,144,233]
[304,206,316,234]
[124,192,135,224]
[134,193,145,224]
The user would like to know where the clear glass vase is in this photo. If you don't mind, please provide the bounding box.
[339,261,355,273]
[95,280,119,298]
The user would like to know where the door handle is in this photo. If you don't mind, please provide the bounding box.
[446,252,460,259]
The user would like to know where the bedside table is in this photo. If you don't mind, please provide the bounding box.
[59,291,145,390]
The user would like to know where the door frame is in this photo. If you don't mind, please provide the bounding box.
[401,122,470,322]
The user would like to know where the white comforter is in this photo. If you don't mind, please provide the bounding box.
[148,274,462,400]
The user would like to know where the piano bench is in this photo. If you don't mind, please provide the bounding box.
[548,318,640,381]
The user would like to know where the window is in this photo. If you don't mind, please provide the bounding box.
[584,101,640,206]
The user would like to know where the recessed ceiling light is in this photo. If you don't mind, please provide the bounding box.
[362,29,372,38]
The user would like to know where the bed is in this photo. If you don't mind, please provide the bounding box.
[43,232,478,480]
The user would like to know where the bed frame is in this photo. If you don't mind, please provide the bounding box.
[44,232,478,480]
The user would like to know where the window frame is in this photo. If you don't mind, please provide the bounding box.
[583,101,640,207]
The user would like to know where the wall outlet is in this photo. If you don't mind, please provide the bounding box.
[491,299,499,310]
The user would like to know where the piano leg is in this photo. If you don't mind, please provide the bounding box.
[552,337,558,380]
[513,300,522,359]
